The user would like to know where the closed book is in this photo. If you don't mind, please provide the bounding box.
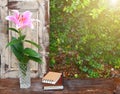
[43,75,64,90]
[42,71,62,84]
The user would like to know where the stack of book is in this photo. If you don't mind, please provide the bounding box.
[42,71,64,90]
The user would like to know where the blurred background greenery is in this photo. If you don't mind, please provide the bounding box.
[49,0,120,78]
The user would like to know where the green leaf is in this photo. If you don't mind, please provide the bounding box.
[23,48,40,58]
[23,48,42,63]
[25,40,40,48]
[6,37,24,62]
[18,35,26,40]
[6,37,20,48]
[11,44,23,62]
[22,56,29,64]
[13,38,24,53]
[28,56,42,64]
[8,28,19,33]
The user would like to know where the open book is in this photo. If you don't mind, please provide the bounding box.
[42,71,62,84]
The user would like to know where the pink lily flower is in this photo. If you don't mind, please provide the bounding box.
[6,10,34,29]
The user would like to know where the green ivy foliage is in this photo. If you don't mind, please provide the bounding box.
[50,0,120,78]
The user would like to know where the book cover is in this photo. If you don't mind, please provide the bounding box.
[42,71,62,84]
[43,75,64,90]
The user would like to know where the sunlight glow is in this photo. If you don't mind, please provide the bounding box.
[110,0,118,6]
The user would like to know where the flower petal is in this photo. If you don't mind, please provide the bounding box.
[12,10,19,18]
[6,10,34,29]
[5,16,17,24]
[22,11,33,29]
[22,11,32,18]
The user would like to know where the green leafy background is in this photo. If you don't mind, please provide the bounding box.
[50,0,120,78]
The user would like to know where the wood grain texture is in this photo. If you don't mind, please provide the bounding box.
[37,0,49,78]
[0,78,117,94]
[0,0,8,34]
[0,0,9,78]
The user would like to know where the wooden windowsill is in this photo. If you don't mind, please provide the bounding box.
[0,78,119,94]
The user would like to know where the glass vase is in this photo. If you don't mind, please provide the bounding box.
[18,62,31,88]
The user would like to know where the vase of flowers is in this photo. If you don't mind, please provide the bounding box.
[19,62,31,88]
[6,10,42,88]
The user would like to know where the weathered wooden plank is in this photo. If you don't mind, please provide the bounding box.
[0,0,8,34]
[37,0,49,78]
[44,0,49,72]
[0,33,8,78]
[0,78,116,94]
[0,0,7,6]
[8,0,39,10]
[0,0,9,78]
